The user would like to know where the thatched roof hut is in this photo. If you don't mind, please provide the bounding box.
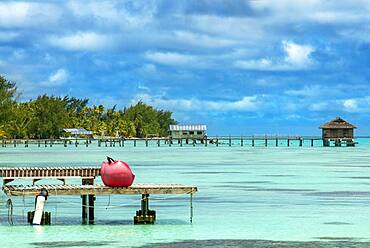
[320,117,356,141]
[320,117,357,129]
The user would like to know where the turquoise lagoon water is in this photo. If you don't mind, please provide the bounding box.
[1,139,370,247]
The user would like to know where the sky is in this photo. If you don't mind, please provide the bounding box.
[0,0,370,135]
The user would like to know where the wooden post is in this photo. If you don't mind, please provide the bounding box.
[88,195,95,224]
[180,139,182,147]
[299,138,303,147]
[25,140,28,147]
[145,139,148,147]
[241,137,243,147]
[276,138,278,147]
[311,139,314,147]
[13,139,16,147]
[229,137,231,147]
[134,140,136,147]
[252,138,255,147]
[216,138,219,147]
[157,139,160,147]
[134,194,155,224]
[265,139,267,147]
[45,140,47,147]
[98,140,101,147]
[82,178,95,224]
[38,140,40,147]
[287,139,290,147]
[82,195,87,224]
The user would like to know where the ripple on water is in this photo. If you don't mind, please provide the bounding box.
[139,239,369,248]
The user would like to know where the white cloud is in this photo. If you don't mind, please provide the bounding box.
[132,94,262,112]
[41,68,69,87]
[174,31,237,48]
[0,31,19,42]
[343,99,358,112]
[285,85,321,97]
[145,51,197,66]
[234,41,315,71]
[283,41,314,67]
[0,2,60,28]
[234,59,273,70]
[48,32,114,51]
[67,1,155,28]
[139,64,157,73]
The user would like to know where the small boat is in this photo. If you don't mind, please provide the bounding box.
[101,157,135,187]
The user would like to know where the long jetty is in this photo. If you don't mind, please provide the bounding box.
[0,136,330,148]
[0,167,197,225]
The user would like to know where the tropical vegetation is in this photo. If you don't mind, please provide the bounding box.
[0,75,177,139]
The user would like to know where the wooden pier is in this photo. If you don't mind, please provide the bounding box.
[0,136,334,148]
[0,167,197,225]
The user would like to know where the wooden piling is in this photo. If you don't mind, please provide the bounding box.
[287,139,290,147]
[145,139,148,147]
[241,137,243,147]
[276,138,278,147]
[134,194,155,224]
[88,195,95,224]
[299,139,303,147]
[252,138,255,147]
[134,140,136,147]
[229,137,231,147]
[265,139,267,147]
[311,139,314,147]
[82,195,87,224]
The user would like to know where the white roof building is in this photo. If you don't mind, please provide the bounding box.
[63,128,93,135]
[169,125,207,131]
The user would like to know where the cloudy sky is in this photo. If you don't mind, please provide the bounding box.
[1,0,370,135]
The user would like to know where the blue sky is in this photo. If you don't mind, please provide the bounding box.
[1,0,370,135]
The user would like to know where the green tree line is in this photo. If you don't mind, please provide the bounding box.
[0,76,177,139]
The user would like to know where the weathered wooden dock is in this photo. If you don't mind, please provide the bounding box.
[1,136,325,147]
[0,167,197,225]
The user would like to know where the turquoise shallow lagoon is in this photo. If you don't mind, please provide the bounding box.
[1,139,370,247]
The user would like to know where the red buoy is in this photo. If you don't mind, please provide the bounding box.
[101,157,135,187]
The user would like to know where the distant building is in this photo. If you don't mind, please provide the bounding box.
[319,117,357,146]
[62,128,93,138]
[169,124,207,139]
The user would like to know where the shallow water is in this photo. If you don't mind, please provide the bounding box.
[1,139,370,247]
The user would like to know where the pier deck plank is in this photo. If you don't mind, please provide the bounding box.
[2,184,198,196]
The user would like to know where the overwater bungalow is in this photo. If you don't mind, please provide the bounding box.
[169,124,207,140]
[62,128,93,139]
[319,117,357,146]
